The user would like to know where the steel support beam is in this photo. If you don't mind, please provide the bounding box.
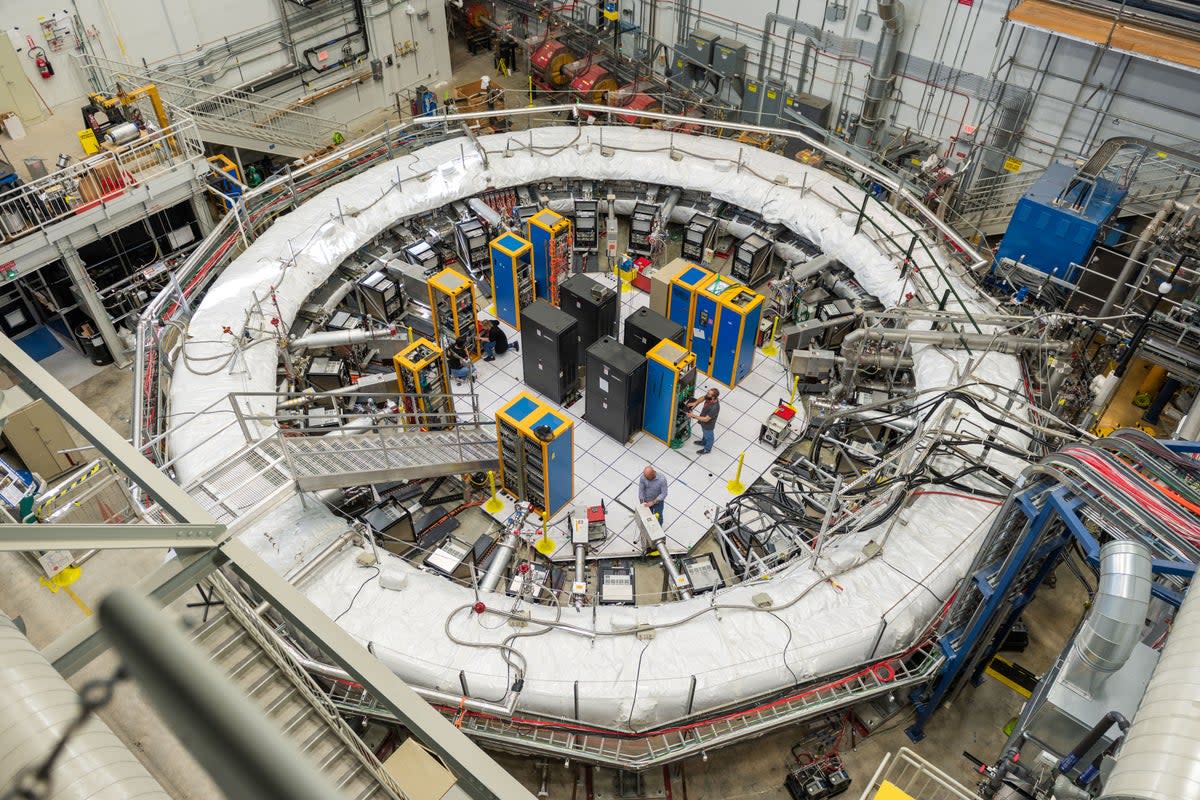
[55,240,130,368]
[0,334,220,525]
[0,524,225,551]
[45,546,227,677]
[221,538,535,800]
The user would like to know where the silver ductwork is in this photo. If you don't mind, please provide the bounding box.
[856,0,903,147]
[287,325,398,351]
[1063,540,1152,696]
[0,614,171,800]
[1100,561,1200,800]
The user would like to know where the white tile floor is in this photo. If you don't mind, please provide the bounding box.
[473,273,798,558]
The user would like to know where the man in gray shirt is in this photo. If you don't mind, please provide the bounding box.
[638,465,668,524]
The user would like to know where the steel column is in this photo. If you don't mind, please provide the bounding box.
[56,241,130,368]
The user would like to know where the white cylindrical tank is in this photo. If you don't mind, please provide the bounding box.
[0,614,171,800]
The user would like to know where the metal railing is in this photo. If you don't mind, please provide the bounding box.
[958,144,1200,231]
[858,747,976,800]
[203,571,409,800]
[132,103,996,461]
[0,114,204,244]
[79,53,344,150]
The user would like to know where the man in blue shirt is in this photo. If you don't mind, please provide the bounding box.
[638,465,668,524]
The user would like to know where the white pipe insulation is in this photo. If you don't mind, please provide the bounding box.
[1100,570,1200,800]
[0,615,170,800]
[168,126,1024,730]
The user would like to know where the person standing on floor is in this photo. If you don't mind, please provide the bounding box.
[686,387,721,455]
[638,465,668,524]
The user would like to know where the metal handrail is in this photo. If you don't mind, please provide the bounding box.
[131,103,999,456]
[78,53,342,147]
[203,572,409,800]
[0,115,204,244]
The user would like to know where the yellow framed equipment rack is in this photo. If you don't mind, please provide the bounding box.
[643,339,698,448]
[495,392,574,515]
[428,267,481,360]
[490,233,534,330]
[393,338,454,429]
[527,208,573,304]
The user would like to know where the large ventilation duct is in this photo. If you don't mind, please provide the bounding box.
[1062,540,1152,696]
[1100,560,1200,800]
[0,614,171,800]
[856,0,903,148]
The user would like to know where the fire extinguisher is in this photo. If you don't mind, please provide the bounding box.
[30,47,54,79]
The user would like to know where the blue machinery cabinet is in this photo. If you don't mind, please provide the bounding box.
[490,233,534,330]
[710,285,763,389]
[643,340,698,448]
[994,161,1127,282]
[496,392,574,516]
[667,264,712,351]
[526,208,573,304]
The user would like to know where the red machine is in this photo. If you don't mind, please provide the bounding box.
[614,93,661,126]
[631,256,653,292]
[463,0,491,27]
[570,65,617,105]
[530,40,576,89]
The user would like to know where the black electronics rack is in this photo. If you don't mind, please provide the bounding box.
[572,198,599,249]
[520,300,581,405]
[585,336,647,443]
[558,272,618,361]
[357,270,404,321]
[628,202,658,257]
[682,212,717,261]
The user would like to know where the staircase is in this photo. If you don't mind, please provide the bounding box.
[279,428,499,492]
[192,575,408,800]
[79,54,343,157]
[168,423,497,523]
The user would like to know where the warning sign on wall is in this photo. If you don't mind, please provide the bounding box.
[1003,157,1022,173]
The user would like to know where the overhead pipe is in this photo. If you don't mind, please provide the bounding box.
[840,327,1070,354]
[0,614,172,800]
[1062,540,1152,696]
[855,0,904,148]
[1099,199,1174,319]
[1099,562,1200,800]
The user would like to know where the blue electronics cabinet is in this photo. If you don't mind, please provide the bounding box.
[496,392,574,515]
[994,161,1127,282]
[526,208,573,304]
[710,285,764,388]
[692,273,737,374]
[643,339,698,448]
[490,233,534,330]
[666,264,712,349]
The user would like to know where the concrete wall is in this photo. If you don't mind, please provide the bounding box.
[0,0,451,132]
